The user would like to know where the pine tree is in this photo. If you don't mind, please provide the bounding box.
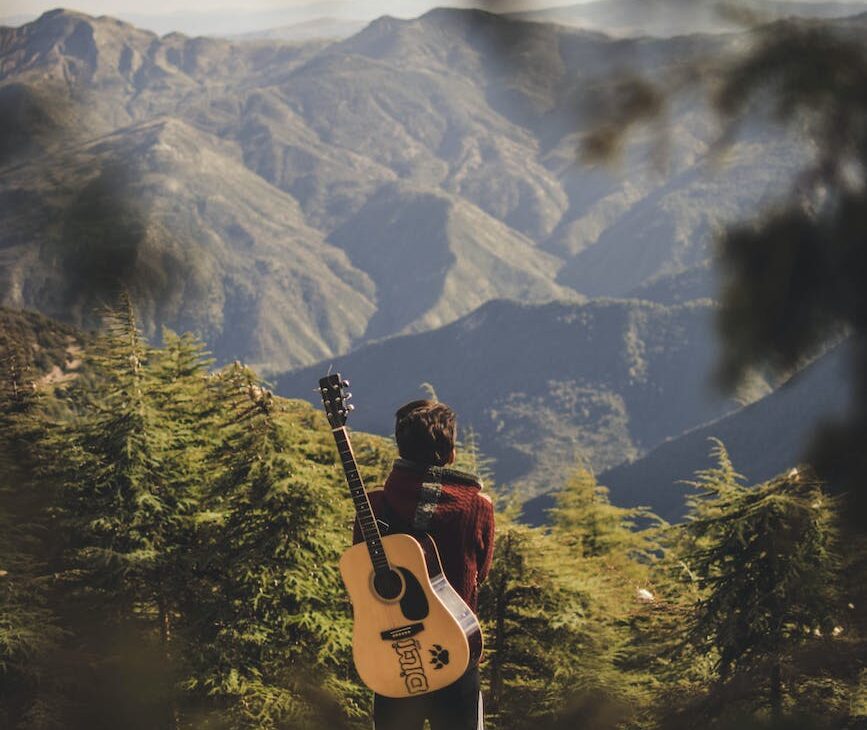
[621,442,730,729]
[634,439,749,723]
[681,450,841,723]
[478,501,630,730]
[0,333,64,728]
[547,465,660,563]
[545,467,661,726]
[454,425,496,485]
[479,519,566,728]
[186,362,363,728]
[46,294,200,728]
[58,295,164,601]
[144,326,218,726]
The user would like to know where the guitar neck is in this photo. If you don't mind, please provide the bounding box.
[331,426,390,574]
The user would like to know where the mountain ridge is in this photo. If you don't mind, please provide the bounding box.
[521,341,853,523]
[273,296,747,495]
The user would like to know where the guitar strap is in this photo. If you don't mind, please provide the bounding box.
[379,495,417,538]
[376,515,392,535]
[378,496,400,536]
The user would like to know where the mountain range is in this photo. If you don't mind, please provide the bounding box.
[0,6,857,503]
[0,2,431,37]
[0,6,814,374]
[228,19,369,43]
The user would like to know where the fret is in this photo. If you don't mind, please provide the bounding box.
[319,378,389,572]
[328,425,391,576]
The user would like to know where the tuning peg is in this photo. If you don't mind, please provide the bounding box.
[341,378,350,387]
[346,404,355,412]
[343,392,352,400]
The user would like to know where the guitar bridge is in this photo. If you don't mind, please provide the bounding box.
[380,623,424,641]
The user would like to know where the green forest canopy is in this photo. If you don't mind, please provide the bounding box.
[0,301,864,728]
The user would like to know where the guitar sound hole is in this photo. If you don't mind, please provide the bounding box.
[373,569,404,600]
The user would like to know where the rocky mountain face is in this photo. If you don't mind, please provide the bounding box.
[274,297,750,495]
[0,7,811,374]
[0,116,376,371]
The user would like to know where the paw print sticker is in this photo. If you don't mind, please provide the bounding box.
[429,644,450,669]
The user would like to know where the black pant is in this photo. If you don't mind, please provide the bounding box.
[373,665,483,730]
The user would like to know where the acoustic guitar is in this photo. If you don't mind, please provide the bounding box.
[318,373,483,698]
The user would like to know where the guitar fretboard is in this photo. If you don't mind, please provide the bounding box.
[332,427,390,575]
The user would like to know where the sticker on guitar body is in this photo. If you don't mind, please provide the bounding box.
[392,638,429,694]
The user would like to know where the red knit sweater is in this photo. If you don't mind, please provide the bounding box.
[352,459,495,612]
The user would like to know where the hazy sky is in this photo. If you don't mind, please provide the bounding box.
[0,0,599,36]
[1,0,837,13]
[1,0,575,19]
[3,0,632,41]
[2,0,859,35]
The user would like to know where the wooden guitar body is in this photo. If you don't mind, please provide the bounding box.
[340,532,483,698]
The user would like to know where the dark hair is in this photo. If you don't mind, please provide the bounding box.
[394,400,456,467]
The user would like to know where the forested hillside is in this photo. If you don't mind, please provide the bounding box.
[1,303,863,729]
[0,306,89,383]
[523,342,853,523]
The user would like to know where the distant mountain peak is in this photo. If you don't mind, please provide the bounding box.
[419,6,498,22]
[415,6,516,36]
[30,7,144,34]
[36,8,92,22]
[360,13,405,32]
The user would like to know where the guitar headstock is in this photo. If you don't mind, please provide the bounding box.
[318,373,354,428]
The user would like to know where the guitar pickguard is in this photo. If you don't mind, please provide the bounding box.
[395,567,429,621]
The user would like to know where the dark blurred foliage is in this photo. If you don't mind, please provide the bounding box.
[57,164,150,320]
[0,83,71,166]
[480,0,867,529]
[580,74,667,165]
[712,23,867,383]
[708,21,867,529]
